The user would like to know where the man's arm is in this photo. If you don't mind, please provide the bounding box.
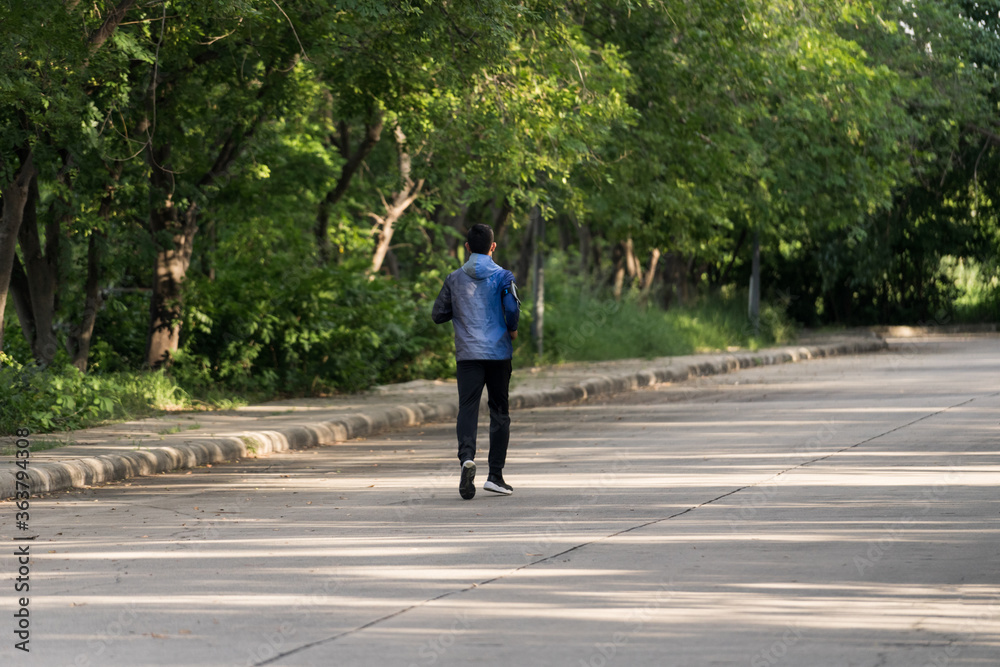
[431,278,453,324]
[502,279,520,336]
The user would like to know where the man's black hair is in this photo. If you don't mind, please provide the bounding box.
[467,224,494,254]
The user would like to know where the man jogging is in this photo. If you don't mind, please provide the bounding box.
[432,224,520,499]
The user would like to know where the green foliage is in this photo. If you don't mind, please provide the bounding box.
[945,256,1000,323]
[516,253,795,366]
[538,288,795,364]
[89,293,152,372]
[581,0,921,258]
[430,6,635,210]
[0,353,188,435]
[3,0,1000,440]
[174,261,453,394]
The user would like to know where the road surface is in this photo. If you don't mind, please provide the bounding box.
[3,336,999,666]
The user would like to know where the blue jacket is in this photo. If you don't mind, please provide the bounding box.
[432,253,520,360]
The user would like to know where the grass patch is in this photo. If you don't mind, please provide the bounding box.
[156,422,203,435]
[513,260,796,367]
[240,436,262,457]
[0,437,78,456]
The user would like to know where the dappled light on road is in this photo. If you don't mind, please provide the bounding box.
[5,338,1000,665]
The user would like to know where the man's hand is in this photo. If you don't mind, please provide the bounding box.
[509,330,518,340]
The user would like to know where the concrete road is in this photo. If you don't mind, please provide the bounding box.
[3,336,999,667]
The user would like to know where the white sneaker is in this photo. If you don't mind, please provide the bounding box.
[483,475,513,495]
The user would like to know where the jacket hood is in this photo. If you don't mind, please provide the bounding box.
[462,253,502,281]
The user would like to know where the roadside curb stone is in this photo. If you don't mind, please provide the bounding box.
[871,323,998,337]
[0,337,886,500]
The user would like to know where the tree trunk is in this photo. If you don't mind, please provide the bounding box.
[612,238,638,300]
[10,257,35,346]
[371,197,418,275]
[491,197,512,239]
[684,255,697,304]
[529,207,545,358]
[575,219,591,275]
[748,229,761,334]
[624,237,640,280]
[660,251,688,309]
[315,193,334,264]
[316,115,384,264]
[146,198,198,368]
[639,248,661,305]
[515,216,534,285]
[557,216,571,252]
[611,241,626,300]
[17,172,62,365]
[200,218,217,280]
[68,231,104,371]
[446,204,469,260]
[383,247,400,279]
[0,151,36,351]
[717,228,748,286]
[370,125,423,275]
[67,167,119,370]
[142,89,265,366]
[491,196,512,267]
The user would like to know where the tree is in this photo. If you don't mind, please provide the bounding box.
[0,1,137,361]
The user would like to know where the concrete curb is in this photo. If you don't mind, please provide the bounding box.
[871,323,998,337]
[0,338,887,500]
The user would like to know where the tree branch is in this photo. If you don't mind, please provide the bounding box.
[88,0,138,54]
[327,113,384,207]
[967,123,1000,147]
[195,56,297,189]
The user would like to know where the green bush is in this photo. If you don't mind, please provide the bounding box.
[945,256,1000,324]
[0,258,457,435]
[0,249,797,437]
[173,262,455,395]
[0,352,189,435]
[515,253,796,366]
[89,292,150,373]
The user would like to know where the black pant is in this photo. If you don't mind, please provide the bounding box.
[456,359,512,476]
